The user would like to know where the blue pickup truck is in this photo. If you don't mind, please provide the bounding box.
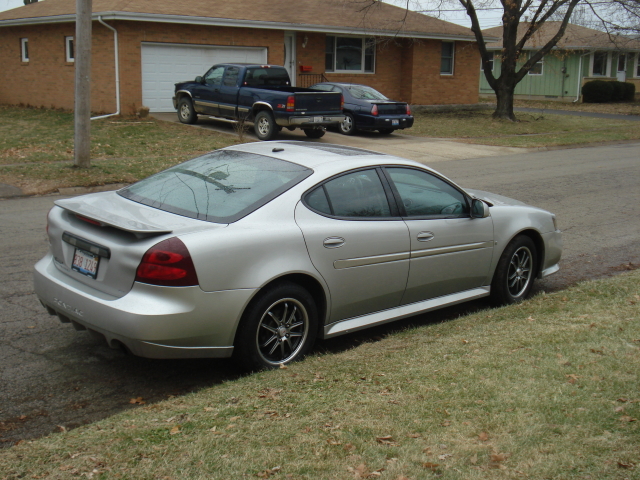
[173,64,345,141]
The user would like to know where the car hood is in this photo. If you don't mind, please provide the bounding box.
[465,189,528,207]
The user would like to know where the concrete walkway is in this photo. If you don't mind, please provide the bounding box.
[514,107,640,121]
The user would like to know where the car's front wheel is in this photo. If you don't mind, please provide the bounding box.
[490,236,537,306]
[235,282,318,371]
[339,113,356,135]
[177,97,197,124]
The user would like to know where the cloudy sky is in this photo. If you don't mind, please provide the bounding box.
[0,0,503,28]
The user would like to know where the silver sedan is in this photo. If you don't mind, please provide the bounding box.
[34,142,562,370]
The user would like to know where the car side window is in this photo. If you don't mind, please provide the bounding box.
[386,167,469,217]
[306,169,391,218]
[204,66,225,85]
[223,67,240,87]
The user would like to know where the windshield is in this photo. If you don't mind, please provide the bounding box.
[118,150,311,223]
[346,85,388,100]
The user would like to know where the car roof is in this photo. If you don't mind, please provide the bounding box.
[224,141,430,172]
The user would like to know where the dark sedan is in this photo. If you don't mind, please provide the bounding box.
[310,83,413,135]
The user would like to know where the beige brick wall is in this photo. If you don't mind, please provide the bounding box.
[0,21,480,114]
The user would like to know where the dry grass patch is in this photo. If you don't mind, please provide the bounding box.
[511,99,640,116]
[1,271,638,479]
[0,106,241,194]
[407,109,640,148]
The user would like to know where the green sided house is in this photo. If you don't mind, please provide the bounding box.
[0,0,490,115]
[479,22,640,102]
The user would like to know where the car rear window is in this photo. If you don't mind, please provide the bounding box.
[118,150,312,223]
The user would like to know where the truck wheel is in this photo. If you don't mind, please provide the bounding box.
[177,97,197,124]
[254,111,278,141]
[304,128,325,139]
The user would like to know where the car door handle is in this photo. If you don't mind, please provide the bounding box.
[323,237,345,248]
[417,231,434,242]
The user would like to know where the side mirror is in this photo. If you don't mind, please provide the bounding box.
[195,76,203,84]
[471,199,490,218]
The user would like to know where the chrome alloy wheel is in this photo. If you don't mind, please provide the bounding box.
[507,246,533,298]
[340,115,354,134]
[256,298,309,365]
[257,116,271,137]
[179,102,191,121]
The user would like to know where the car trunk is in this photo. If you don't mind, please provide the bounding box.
[374,102,408,115]
[47,192,224,298]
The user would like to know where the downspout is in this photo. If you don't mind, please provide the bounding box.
[91,16,120,120]
[574,51,592,103]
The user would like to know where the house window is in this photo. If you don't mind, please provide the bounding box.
[441,42,454,75]
[528,55,544,75]
[592,51,609,76]
[65,36,74,62]
[481,52,494,71]
[325,36,375,73]
[21,38,29,62]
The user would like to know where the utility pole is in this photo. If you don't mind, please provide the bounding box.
[74,0,92,168]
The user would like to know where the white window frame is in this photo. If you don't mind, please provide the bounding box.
[528,54,544,75]
[441,41,455,75]
[21,38,29,62]
[65,36,74,62]
[590,51,611,76]
[481,52,494,72]
[325,35,375,74]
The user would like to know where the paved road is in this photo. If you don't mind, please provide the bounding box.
[1,142,639,447]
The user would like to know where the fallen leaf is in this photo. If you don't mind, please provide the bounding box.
[344,443,356,452]
[203,407,215,412]
[469,453,478,465]
[422,462,440,471]
[129,397,146,405]
[478,432,489,441]
[169,425,181,435]
[279,363,288,369]
[617,397,629,403]
[617,461,635,469]
[619,415,637,422]
[438,454,453,460]
[376,435,398,446]
[229,416,241,422]
[441,420,451,427]
[327,438,342,445]
[256,466,281,478]
[407,433,421,438]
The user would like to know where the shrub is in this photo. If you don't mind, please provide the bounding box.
[582,80,614,103]
[622,82,636,101]
[611,81,625,101]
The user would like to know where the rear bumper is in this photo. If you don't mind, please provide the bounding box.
[34,254,256,359]
[355,114,414,130]
[276,114,346,127]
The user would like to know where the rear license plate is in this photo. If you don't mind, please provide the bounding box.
[392,119,399,126]
[72,248,100,279]
[313,116,323,123]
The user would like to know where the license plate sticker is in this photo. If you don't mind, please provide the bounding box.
[313,116,323,123]
[392,119,400,126]
[72,248,100,279]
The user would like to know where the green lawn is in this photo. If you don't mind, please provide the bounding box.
[1,271,638,479]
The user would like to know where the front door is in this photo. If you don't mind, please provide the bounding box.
[284,32,296,86]
[295,168,410,323]
[193,65,225,116]
[382,167,494,304]
[617,54,627,82]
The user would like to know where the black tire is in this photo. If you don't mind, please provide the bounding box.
[254,110,278,141]
[304,128,326,139]
[177,97,197,124]
[234,282,318,371]
[378,128,394,135]
[339,113,357,135]
[490,235,537,306]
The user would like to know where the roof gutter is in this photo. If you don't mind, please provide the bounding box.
[0,11,487,42]
[91,16,120,120]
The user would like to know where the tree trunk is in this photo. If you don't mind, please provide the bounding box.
[493,85,517,121]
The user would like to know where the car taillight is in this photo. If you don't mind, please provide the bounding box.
[135,237,199,287]
[406,104,411,115]
[75,214,101,226]
[286,95,295,112]
[371,104,379,116]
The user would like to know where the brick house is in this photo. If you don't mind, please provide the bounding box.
[0,0,487,115]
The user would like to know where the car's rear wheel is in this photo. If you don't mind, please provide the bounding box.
[490,236,537,306]
[378,128,394,135]
[304,128,325,139]
[339,113,356,135]
[235,282,318,371]
[254,111,278,141]
[177,97,197,124]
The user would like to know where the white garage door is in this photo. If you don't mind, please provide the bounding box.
[141,43,268,112]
